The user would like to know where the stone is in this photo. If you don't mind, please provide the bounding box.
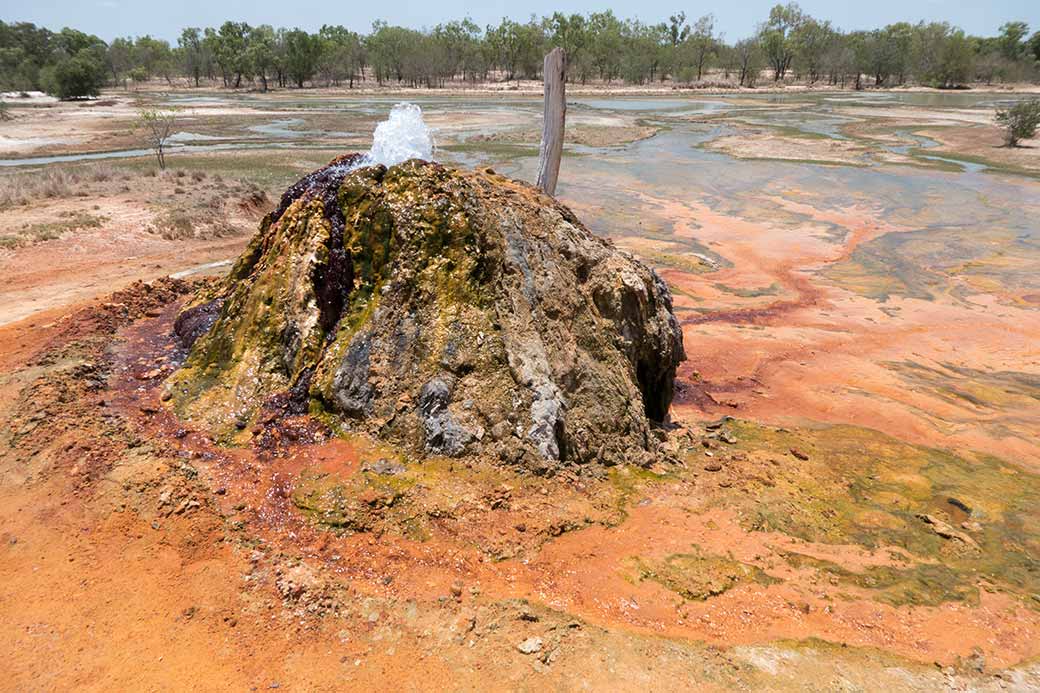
[362,458,406,476]
[173,298,224,348]
[517,636,543,654]
[169,157,684,472]
[916,513,979,548]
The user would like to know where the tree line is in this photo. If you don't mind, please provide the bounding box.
[2,4,1039,98]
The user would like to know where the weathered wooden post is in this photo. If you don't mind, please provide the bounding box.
[536,47,566,196]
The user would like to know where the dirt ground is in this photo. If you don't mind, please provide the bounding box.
[2,89,1040,691]
[3,272,1038,691]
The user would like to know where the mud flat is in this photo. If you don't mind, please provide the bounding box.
[1,92,1040,690]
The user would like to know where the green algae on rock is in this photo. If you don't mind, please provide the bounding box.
[633,549,778,601]
[168,155,684,471]
[696,420,1040,607]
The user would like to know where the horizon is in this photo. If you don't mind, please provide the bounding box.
[1,0,1038,45]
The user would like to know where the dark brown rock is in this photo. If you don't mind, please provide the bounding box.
[169,158,685,471]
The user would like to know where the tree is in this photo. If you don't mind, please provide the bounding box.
[132,35,175,84]
[107,37,133,87]
[367,21,410,84]
[135,107,177,169]
[316,25,364,87]
[247,25,276,91]
[213,21,250,87]
[284,29,320,87]
[822,32,856,87]
[667,12,690,48]
[884,23,914,85]
[760,2,804,81]
[734,37,764,87]
[543,14,591,83]
[936,28,974,87]
[486,17,544,82]
[44,49,106,98]
[997,21,1029,61]
[859,29,896,86]
[619,20,663,84]
[910,22,974,88]
[996,99,1040,146]
[1029,31,1040,64]
[0,21,54,91]
[455,19,487,83]
[792,18,833,84]
[178,28,206,87]
[684,14,717,82]
[586,11,623,82]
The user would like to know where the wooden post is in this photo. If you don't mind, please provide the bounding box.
[536,47,566,196]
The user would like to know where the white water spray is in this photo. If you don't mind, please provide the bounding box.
[360,102,434,168]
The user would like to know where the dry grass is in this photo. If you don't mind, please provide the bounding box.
[147,185,265,241]
[0,164,120,208]
[0,210,108,249]
[0,162,269,249]
[148,205,237,241]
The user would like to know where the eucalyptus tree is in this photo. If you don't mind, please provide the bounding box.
[911,22,973,87]
[367,21,411,84]
[213,21,250,87]
[178,28,206,87]
[317,25,363,87]
[284,28,321,87]
[760,2,804,81]
[587,11,624,82]
[733,36,765,86]
[42,28,108,98]
[791,17,833,84]
[544,13,588,81]
[107,37,133,87]
[684,14,718,81]
[247,25,277,90]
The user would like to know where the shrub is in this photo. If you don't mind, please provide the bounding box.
[44,50,107,99]
[996,99,1040,147]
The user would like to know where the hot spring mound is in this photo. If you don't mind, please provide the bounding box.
[170,157,685,470]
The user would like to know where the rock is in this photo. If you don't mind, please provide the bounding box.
[419,377,472,456]
[517,636,543,654]
[703,462,723,472]
[276,563,321,602]
[789,448,809,461]
[172,298,224,348]
[965,649,986,673]
[169,158,684,472]
[490,421,514,441]
[362,458,406,476]
[916,513,979,548]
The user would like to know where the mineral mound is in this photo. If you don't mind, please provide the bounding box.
[168,156,684,470]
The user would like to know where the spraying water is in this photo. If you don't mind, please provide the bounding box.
[360,103,434,168]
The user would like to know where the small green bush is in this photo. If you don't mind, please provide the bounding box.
[996,99,1040,147]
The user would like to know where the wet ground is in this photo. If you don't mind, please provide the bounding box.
[2,89,1040,689]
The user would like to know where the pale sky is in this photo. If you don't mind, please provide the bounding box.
[1,0,1037,44]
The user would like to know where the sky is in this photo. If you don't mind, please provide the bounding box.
[1,0,1038,44]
